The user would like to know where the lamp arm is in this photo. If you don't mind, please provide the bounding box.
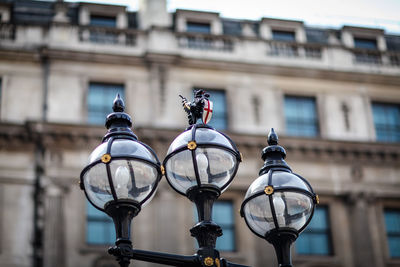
[109,242,198,267]
[221,258,251,267]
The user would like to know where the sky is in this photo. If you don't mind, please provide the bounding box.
[73,0,400,34]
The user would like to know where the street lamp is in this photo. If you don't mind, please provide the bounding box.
[163,89,242,264]
[240,128,318,267]
[80,92,247,267]
[79,91,317,267]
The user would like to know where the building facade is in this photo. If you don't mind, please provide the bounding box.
[0,0,399,267]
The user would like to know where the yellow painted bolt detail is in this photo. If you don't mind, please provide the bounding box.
[101,153,111,163]
[215,258,220,267]
[264,185,274,195]
[160,165,165,175]
[315,194,320,204]
[204,257,214,266]
[187,141,197,150]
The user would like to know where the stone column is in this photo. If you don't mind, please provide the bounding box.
[43,185,65,267]
[346,192,376,267]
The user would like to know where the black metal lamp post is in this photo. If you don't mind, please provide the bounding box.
[80,92,248,267]
[80,91,317,267]
[163,89,242,266]
[240,129,318,267]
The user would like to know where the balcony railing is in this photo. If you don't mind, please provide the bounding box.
[177,33,234,52]
[0,23,15,41]
[267,41,323,59]
[353,49,382,65]
[388,53,400,66]
[79,26,136,46]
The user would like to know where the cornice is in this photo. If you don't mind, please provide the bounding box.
[1,45,400,85]
[0,122,399,166]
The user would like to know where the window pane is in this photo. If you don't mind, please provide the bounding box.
[187,22,211,34]
[193,200,235,251]
[90,15,116,27]
[193,89,227,130]
[372,103,400,142]
[272,30,295,42]
[86,201,115,245]
[88,83,124,125]
[212,201,235,251]
[384,210,400,258]
[285,96,318,137]
[354,38,377,50]
[296,206,332,255]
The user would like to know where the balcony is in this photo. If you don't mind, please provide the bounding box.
[352,48,382,65]
[267,41,323,59]
[0,23,15,41]
[177,32,234,52]
[79,26,136,46]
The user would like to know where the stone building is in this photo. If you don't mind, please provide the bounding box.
[0,0,399,267]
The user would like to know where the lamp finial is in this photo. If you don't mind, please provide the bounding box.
[113,93,125,112]
[268,128,278,145]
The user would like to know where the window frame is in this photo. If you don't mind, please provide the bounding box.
[284,95,320,138]
[192,88,228,131]
[213,200,236,252]
[383,208,400,259]
[87,82,125,125]
[371,101,400,143]
[272,30,296,42]
[295,204,334,256]
[90,14,117,28]
[354,37,378,50]
[86,201,116,246]
[186,21,212,34]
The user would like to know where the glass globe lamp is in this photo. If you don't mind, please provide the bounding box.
[80,94,162,242]
[240,129,318,267]
[163,124,241,197]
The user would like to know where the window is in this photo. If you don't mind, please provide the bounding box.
[296,205,332,255]
[372,102,400,142]
[194,89,227,130]
[354,37,377,50]
[193,201,235,251]
[384,209,400,258]
[272,30,295,42]
[90,15,116,27]
[88,82,124,125]
[213,201,235,251]
[86,202,115,245]
[284,96,318,137]
[186,22,211,34]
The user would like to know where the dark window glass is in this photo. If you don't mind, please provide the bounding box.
[354,37,377,50]
[86,202,115,245]
[384,209,400,258]
[187,22,211,34]
[193,201,235,251]
[296,206,332,255]
[272,30,295,42]
[193,89,227,130]
[88,83,124,125]
[213,201,235,251]
[372,102,400,142]
[284,96,318,137]
[90,15,116,27]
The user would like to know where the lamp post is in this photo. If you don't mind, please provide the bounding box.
[80,90,317,267]
[240,129,318,267]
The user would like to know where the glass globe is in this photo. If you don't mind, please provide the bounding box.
[81,138,161,211]
[241,169,316,238]
[164,125,241,195]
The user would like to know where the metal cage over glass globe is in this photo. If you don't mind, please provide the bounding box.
[80,94,162,214]
[163,91,241,198]
[240,129,318,267]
